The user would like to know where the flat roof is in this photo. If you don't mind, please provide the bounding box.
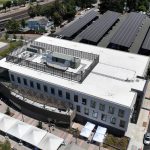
[0,36,149,108]
[79,11,120,43]
[110,12,146,48]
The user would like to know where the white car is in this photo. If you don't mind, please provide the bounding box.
[143,133,150,145]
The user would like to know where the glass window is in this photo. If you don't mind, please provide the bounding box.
[74,95,78,102]
[108,106,115,114]
[82,98,86,105]
[118,109,125,118]
[51,88,55,95]
[76,105,80,112]
[101,114,107,121]
[91,100,96,108]
[23,78,27,86]
[58,90,62,97]
[11,74,15,81]
[84,107,89,115]
[17,77,21,84]
[30,81,34,88]
[92,111,98,118]
[66,92,70,100]
[44,85,48,92]
[99,104,105,111]
[110,117,116,124]
[37,83,41,90]
[119,120,126,128]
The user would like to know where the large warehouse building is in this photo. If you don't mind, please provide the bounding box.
[0,36,149,135]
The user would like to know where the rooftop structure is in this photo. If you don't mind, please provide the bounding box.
[109,12,146,50]
[79,11,120,45]
[56,10,99,39]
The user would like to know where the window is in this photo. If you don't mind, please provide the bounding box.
[119,120,126,128]
[51,88,55,95]
[17,77,21,84]
[37,83,41,90]
[76,105,81,112]
[11,74,15,81]
[58,90,62,97]
[44,85,48,92]
[66,92,70,100]
[74,95,78,102]
[99,104,105,111]
[108,106,115,114]
[92,111,98,118]
[23,78,27,86]
[101,114,107,121]
[84,107,89,115]
[110,117,116,125]
[82,98,87,105]
[30,81,34,88]
[118,109,125,118]
[91,100,96,108]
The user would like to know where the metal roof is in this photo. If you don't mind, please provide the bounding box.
[79,11,120,43]
[142,28,150,51]
[110,12,146,48]
[57,10,98,38]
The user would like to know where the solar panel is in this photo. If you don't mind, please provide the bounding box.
[110,12,146,48]
[57,10,98,38]
[79,11,120,44]
[142,28,150,51]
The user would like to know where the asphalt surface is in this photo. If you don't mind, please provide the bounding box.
[144,120,150,150]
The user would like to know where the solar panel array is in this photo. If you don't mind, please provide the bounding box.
[110,12,146,48]
[79,11,120,43]
[142,29,150,51]
[57,10,98,38]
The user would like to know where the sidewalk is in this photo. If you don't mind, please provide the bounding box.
[126,99,150,150]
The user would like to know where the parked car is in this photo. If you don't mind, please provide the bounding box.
[143,133,150,145]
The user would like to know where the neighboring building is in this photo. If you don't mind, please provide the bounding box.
[27,16,54,31]
[0,36,149,135]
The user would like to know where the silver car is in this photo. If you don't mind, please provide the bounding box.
[144,133,150,145]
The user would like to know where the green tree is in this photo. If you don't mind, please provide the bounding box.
[18,0,26,7]
[37,121,43,129]
[28,6,36,18]
[6,107,11,116]
[21,19,26,28]
[13,34,17,39]
[52,12,63,26]
[138,5,147,12]
[3,2,7,13]
[4,33,9,40]
[1,140,11,150]
[6,1,11,10]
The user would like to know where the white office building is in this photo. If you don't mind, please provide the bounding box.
[0,36,149,134]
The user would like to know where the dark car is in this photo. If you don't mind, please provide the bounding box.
[144,133,150,145]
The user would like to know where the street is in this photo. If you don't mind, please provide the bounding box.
[144,120,150,150]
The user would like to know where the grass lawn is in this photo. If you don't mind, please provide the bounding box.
[103,134,130,150]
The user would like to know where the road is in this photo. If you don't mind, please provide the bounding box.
[144,120,150,150]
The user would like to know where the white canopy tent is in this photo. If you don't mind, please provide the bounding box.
[84,122,95,131]
[80,127,92,138]
[22,127,47,146]
[93,133,105,143]
[0,115,17,132]
[38,133,64,150]
[7,121,32,139]
[96,126,107,135]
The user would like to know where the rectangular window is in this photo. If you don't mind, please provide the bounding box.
[17,77,21,84]
[108,106,115,114]
[58,90,62,97]
[84,107,89,115]
[118,109,125,118]
[101,114,107,121]
[119,120,126,128]
[37,83,41,90]
[30,81,34,88]
[66,92,70,100]
[76,105,81,112]
[82,98,87,105]
[74,95,78,102]
[92,111,98,118]
[91,100,96,108]
[110,117,116,125]
[99,104,105,111]
[43,85,48,92]
[11,74,15,81]
[23,78,27,86]
[51,88,55,95]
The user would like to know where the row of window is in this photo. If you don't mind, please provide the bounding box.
[11,74,125,118]
[76,105,125,128]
